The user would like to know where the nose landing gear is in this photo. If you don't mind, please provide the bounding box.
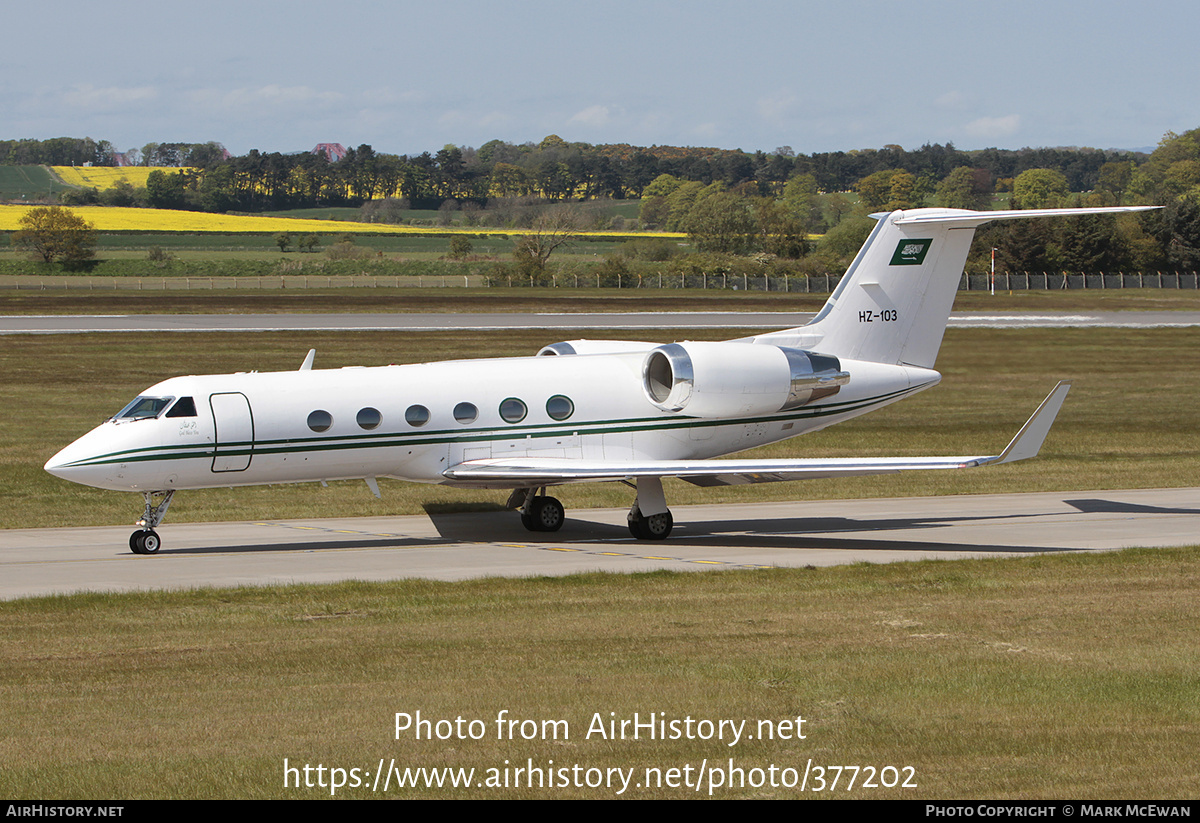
[129,490,174,555]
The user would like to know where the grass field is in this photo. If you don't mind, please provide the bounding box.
[0,224,662,266]
[259,206,366,221]
[0,285,830,315]
[2,547,1196,798]
[2,286,1200,316]
[75,232,573,260]
[0,166,60,201]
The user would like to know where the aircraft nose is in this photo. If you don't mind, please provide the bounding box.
[43,429,121,489]
[43,451,65,475]
[44,441,92,481]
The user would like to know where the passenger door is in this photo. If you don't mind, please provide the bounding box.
[210,392,254,472]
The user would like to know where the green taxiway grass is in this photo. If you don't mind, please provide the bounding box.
[2,285,1200,315]
[2,548,1197,798]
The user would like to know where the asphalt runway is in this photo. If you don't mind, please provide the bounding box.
[3,310,1200,334]
[3,487,1196,600]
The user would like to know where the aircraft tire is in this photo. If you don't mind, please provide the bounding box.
[642,511,673,540]
[628,517,649,540]
[130,530,161,554]
[532,496,564,532]
[520,511,535,531]
[627,507,672,540]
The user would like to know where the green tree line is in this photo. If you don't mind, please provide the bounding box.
[6,134,1154,209]
[8,129,1200,273]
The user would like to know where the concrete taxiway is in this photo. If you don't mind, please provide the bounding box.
[2,487,1196,600]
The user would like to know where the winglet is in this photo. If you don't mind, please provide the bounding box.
[299,349,316,371]
[982,381,1071,466]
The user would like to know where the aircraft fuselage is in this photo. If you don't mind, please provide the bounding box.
[46,351,934,494]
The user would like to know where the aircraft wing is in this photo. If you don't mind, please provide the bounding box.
[442,382,1071,488]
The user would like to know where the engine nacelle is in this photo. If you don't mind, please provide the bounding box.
[538,339,660,356]
[642,341,849,418]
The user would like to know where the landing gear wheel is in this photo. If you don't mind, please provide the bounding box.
[530,496,564,532]
[129,530,161,555]
[628,509,672,540]
[642,511,672,540]
[517,488,565,533]
[628,516,648,540]
[129,491,173,553]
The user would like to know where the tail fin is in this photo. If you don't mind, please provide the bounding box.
[754,206,1156,369]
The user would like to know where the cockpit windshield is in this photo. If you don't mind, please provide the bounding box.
[113,396,173,422]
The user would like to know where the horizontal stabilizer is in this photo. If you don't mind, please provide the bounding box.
[892,205,1158,227]
[443,383,1070,488]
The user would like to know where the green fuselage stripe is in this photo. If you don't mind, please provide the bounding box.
[63,384,925,469]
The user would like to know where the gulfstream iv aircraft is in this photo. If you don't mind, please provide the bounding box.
[46,206,1152,553]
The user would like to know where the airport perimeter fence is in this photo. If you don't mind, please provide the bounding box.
[0,271,1196,292]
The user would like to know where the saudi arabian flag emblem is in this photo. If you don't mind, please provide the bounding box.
[890,238,932,265]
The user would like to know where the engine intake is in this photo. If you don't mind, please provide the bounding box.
[642,342,848,418]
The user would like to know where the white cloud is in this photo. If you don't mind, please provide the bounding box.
[964,114,1021,139]
[188,85,344,114]
[60,84,159,111]
[935,91,966,108]
[362,88,429,106]
[756,91,798,121]
[474,110,512,129]
[569,104,611,127]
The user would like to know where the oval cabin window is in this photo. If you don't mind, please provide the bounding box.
[405,405,430,427]
[307,410,333,432]
[357,407,382,430]
[546,395,574,421]
[499,398,527,423]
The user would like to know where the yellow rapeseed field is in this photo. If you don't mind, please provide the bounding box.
[0,204,409,234]
[0,204,686,238]
[50,166,191,191]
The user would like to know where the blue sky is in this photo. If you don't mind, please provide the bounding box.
[6,0,1198,158]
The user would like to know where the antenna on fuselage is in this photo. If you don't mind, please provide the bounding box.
[299,349,316,371]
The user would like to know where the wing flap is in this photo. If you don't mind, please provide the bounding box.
[442,383,1071,489]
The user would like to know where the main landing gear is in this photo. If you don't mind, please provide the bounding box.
[627,507,673,540]
[510,478,674,541]
[513,487,565,532]
[129,490,174,555]
[625,476,672,540]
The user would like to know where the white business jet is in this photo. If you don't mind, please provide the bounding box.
[45,206,1152,553]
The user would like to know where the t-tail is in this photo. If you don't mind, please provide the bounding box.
[753,206,1157,369]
